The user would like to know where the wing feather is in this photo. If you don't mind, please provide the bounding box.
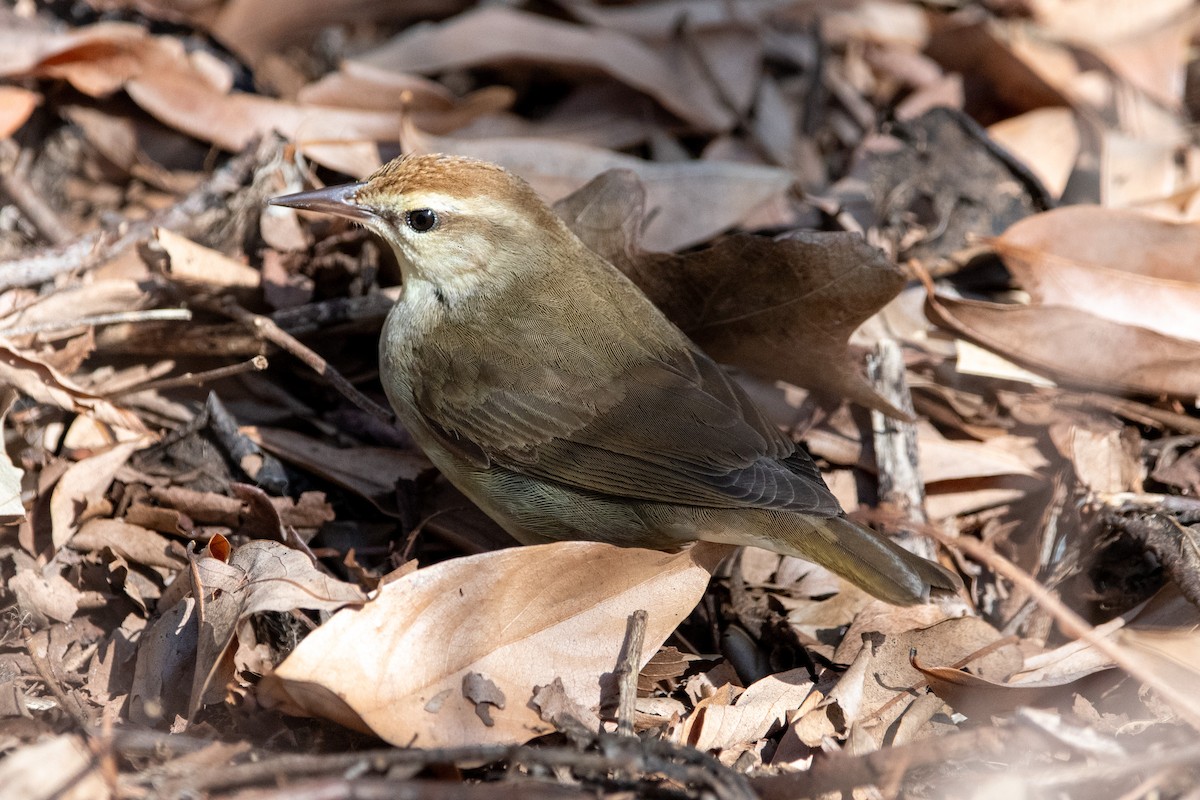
[417,337,843,517]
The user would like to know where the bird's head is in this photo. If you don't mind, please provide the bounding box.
[270,154,571,302]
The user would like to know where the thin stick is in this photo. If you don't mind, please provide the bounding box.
[0,308,192,337]
[0,141,72,246]
[928,523,1200,731]
[106,355,268,398]
[218,299,395,425]
[615,609,648,737]
[867,339,937,561]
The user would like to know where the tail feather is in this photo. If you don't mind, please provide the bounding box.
[784,515,961,605]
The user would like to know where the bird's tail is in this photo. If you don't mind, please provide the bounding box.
[776,514,962,605]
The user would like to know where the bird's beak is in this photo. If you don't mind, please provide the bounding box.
[269,182,373,220]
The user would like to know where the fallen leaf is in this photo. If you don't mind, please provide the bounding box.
[0,280,158,335]
[994,206,1200,343]
[68,518,187,571]
[682,668,814,753]
[925,291,1200,397]
[49,441,144,550]
[0,735,109,800]
[260,541,732,746]
[0,85,38,138]
[358,6,735,133]
[8,570,82,625]
[189,540,368,719]
[987,108,1080,199]
[149,228,261,290]
[554,170,906,414]
[0,341,148,433]
[0,22,485,177]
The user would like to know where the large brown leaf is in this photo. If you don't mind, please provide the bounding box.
[554,170,907,415]
[260,541,731,746]
[358,6,735,133]
[994,206,1200,343]
[925,291,1200,397]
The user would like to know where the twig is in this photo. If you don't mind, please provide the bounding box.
[218,298,395,426]
[105,355,268,398]
[1095,491,1200,517]
[751,725,1022,800]
[0,141,72,246]
[203,392,289,494]
[867,338,937,561]
[110,731,757,800]
[0,138,272,290]
[23,630,90,727]
[0,308,192,337]
[615,609,648,737]
[927,523,1200,731]
[271,293,396,336]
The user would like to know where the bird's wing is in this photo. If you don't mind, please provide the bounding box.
[416,341,842,516]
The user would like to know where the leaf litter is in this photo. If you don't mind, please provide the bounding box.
[2,1,1200,799]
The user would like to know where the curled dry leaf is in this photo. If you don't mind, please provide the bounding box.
[0,85,38,138]
[260,541,732,747]
[925,291,1200,397]
[0,22,493,177]
[188,540,368,719]
[49,440,145,551]
[681,667,814,754]
[554,170,906,414]
[0,342,148,433]
[148,228,261,291]
[987,108,1080,199]
[360,6,734,133]
[994,206,1200,343]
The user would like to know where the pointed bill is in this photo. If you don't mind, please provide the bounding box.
[269,182,372,220]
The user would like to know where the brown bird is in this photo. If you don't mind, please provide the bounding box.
[271,154,960,605]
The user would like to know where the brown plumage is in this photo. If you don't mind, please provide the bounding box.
[271,154,961,605]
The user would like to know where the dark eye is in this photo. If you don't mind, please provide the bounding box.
[405,208,438,232]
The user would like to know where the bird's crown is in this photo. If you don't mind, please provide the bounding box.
[355,154,539,211]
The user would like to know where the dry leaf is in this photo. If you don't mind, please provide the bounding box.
[682,668,814,753]
[555,170,906,414]
[0,280,156,336]
[49,441,144,550]
[189,540,368,718]
[69,518,187,571]
[242,426,433,515]
[0,341,147,433]
[8,570,82,625]
[925,291,1200,397]
[0,85,38,138]
[994,207,1200,343]
[150,228,260,290]
[987,108,1080,199]
[0,735,109,800]
[260,541,732,746]
[358,6,735,133]
[1,23,408,176]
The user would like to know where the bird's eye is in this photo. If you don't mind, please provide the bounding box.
[405,208,438,233]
